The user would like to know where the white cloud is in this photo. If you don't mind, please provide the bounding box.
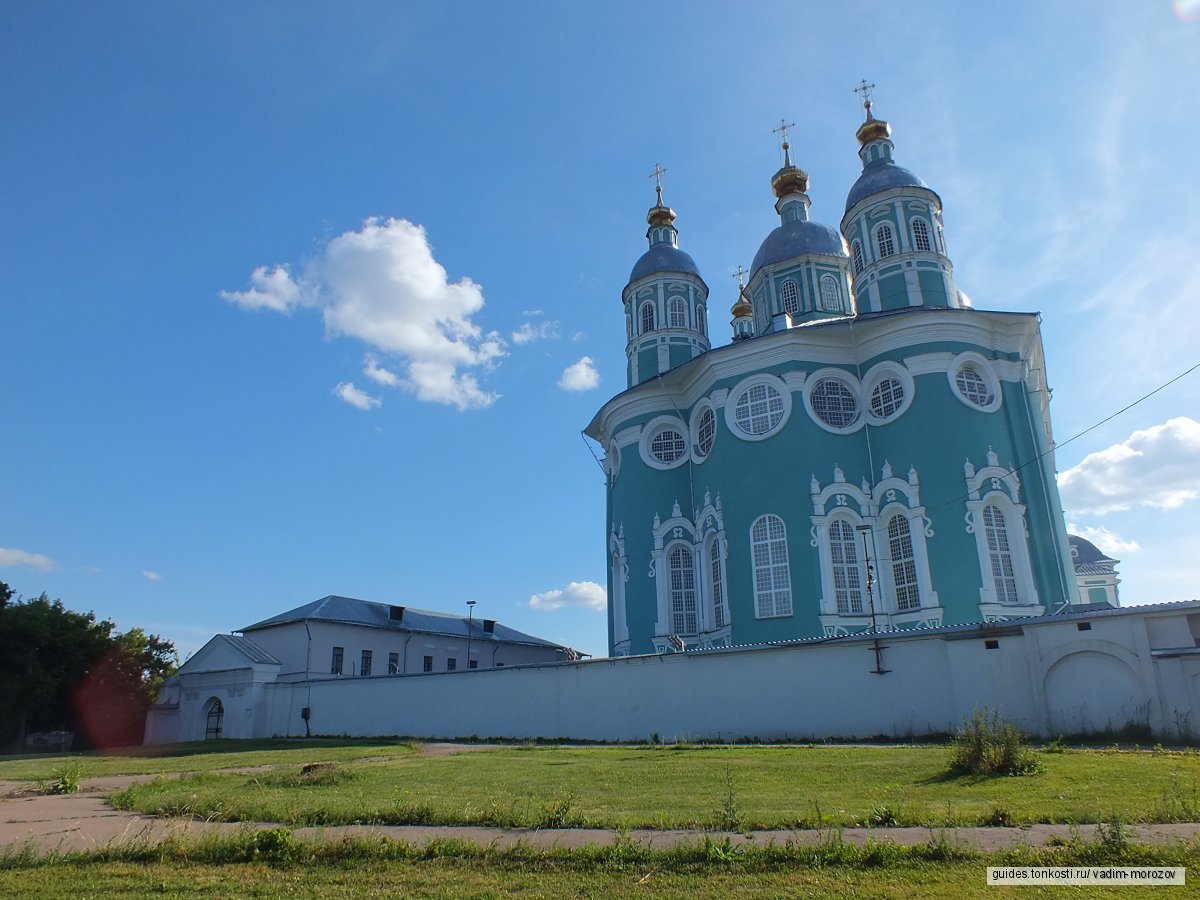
[362,353,400,387]
[521,308,544,317]
[219,264,306,313]
[558,356,600,392]
[1067,523,1142,557]
[1058,417,1200,515]
[333,381,381,410]
[223,218,505,411]
[0,548,56,571]
[142,570,162,581]
[511,320,560,344]
[529,581,607,611]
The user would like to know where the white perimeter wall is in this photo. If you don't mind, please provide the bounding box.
[151,605,1200,744]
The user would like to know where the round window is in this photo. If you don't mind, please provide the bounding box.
[694,407,716,458]
[810,378,859,429]
[955,365,994,407]
[734,382,786,436]
[649,427,686,464]
[869,377,905,419]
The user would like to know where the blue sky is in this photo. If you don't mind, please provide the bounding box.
[3,1,1198,661]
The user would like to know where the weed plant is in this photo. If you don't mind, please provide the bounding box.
[947,710,1041,777]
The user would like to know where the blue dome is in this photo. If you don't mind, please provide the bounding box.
[750,220,847,275]
[628,244,702,283]
[845,159,928,212]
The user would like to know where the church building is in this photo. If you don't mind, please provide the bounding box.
[585,97,1080,656]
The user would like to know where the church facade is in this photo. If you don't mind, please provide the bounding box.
[586,102,1079,657]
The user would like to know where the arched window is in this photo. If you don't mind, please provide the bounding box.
[669,297,687,328]
[982,504,1019,604]
[707,533,725,629]
[640,301,656,333]
[852,240,864,274]
[696,305,706,336]
[668,545,697,634]
[912,218,931,252]
[625,313,632,341]
[829,519,865,615]
[779,279,800,317]
[887,515,921,611]
[876,224,895,258]
[694,406,716,458]
[819,275,840,311]
[751,514,792,618]
[203,697,224,740]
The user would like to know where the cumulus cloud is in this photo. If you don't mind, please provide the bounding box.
[0,548,56,571]
[362,353,400,387]
[1067,523,1141,557]
[512,320,560,344]
[222,218,505,410]
[558,356,600,392]
[142,570,162,581]
[219,264,306,313]
[528,580,607,611]
[1058,417,1200,515]
[333,381,381,410]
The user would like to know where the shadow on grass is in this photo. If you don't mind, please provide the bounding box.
[0,737,410,764]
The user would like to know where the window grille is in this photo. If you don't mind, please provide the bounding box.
[734,382,785,435]
[709,535,725,628]
[829,520,864,615]
[650,427,686,463]
[331,646,344,675]
[360,650,372,677]
[887,515,921,610]
[955,365,993,407]
[983,504,1019,603]
[204,698,224,740]
[388,652,400,674]
[669,297,687,328]
[697,305,706,336]
[912,218,931,252]
[751,514,792,617]
[876,224,895,258]
[447,658,457,671]
[870,377,905,419]
[422,655,433,672]
[810,378,859,429]
[852,240,864,273]
[668,545,697,634]
[780,279,800,316]
[819,275,840,311]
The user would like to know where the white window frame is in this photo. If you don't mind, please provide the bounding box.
[875,222,896,258]
[697,304,707,336]
[666,542,698,635]
[640,301,656,333]
[948,351,1002,413]
[689,400,717,463]
[964,451,1042,620]
[862,361,915,426]
[750,513,793,619]
[911,217,932,252]
[724,374,792,442]
[802,367,864,435]
[852,240,864,274]
[828,515,867,616]
[668,296,687,328]
[779,278,800,317]
[819,274,841,312]
[639,416,689,470]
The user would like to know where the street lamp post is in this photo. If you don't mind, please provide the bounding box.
[855,524,891,675]
[466,600,477,670]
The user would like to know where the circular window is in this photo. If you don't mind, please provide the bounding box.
[692,405,716,460]
[803,369,864,434]
[863,362,914,426]
[948,353,1002,412]
[724,375,792,442]
[650,428,686,463]
[870,377,904,418]
[735,383,785,435]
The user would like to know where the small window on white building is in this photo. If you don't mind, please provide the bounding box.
[876,224,896,258]
[423,655,433,672]
[447,658,457,671]
[203,697,224,740]
[669,297,687,328]
[360,649,372,677]
[751,514,792,618]
[779,279,800,317]
[331,646,344,675]
[912,218,931,252]
[388,652,400,674]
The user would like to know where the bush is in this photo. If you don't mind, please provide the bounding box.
[948,709,1042,777]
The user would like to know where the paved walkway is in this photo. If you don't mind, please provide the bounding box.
[3,776,1200,856]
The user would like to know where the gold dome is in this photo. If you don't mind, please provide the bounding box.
[731,287,753,318]
[855,102,892,146]
[647,202,677,227]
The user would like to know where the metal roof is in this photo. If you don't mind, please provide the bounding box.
[750,219,847,276]
[212,633,281,666]
[845,159,930,212]
[240,595,565,649]
[628,244,703,284]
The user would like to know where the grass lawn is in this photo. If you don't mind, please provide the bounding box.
[106,743,1200,829]
[0,739,415,781]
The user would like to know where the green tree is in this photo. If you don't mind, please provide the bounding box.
[0,584,176,750]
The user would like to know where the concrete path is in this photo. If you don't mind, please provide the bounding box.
[3,776,1200,857]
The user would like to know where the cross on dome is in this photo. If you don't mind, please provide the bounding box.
[648,163,667,204]
[852,79,877,119]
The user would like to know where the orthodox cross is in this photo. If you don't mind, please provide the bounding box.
[853,79,876,113]
[731,265,748,287]
[772,119,795,148]
[649,163,667,204]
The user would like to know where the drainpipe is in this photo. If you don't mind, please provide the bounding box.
[402,631,413,673]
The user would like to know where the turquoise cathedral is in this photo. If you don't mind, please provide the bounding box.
[585,99,1078,657]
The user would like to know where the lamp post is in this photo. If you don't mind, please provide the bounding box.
[466,600,477,671]
[855,524,891,675]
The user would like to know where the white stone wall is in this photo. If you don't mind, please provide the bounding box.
[149,604,1200,744]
